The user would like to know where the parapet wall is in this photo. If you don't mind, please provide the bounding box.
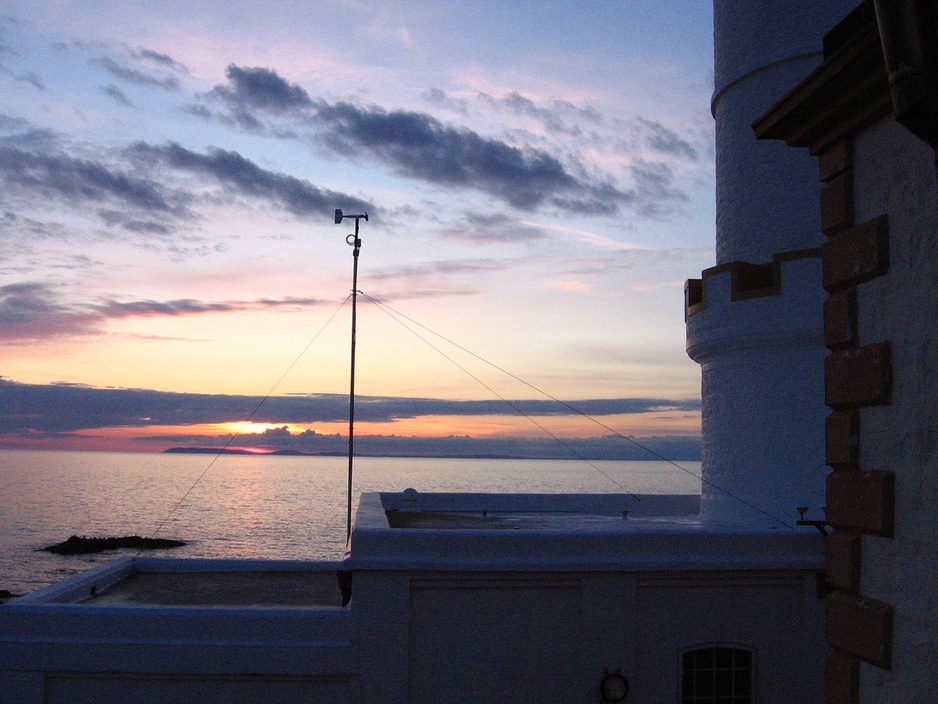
[686,249,828,524]
[686,247,821,318]
[686,249,825,362]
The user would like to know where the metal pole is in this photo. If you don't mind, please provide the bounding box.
[346,218,361,542]
[335,208,367,543]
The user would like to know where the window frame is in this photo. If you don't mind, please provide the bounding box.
[678,643,756,704]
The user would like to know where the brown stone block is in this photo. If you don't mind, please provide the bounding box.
[825,343,892,409]
[826,411,860,468]
[823,215,889,292]
[684,278,703,317]
[821,172,854,236]
[826,531,861,592]
[819,141,851,182]
[824,290,857,350]
[826,469,895,537]
[729,261,778,300]
[826,590,893,669]
[825,650,859,704]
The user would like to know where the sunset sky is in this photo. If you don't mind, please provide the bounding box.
[0,1,714,454]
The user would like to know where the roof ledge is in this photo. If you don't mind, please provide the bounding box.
[754,0,938,152]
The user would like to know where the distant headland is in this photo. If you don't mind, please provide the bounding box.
[161,435,702,462]
[164,447,323,456]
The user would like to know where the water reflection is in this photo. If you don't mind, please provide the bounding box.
[0,451,700,594]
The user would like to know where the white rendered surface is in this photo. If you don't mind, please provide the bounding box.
[346,491,823,571]
[687,255,828,523]
[850,117,938,704]
[712,0,858,262]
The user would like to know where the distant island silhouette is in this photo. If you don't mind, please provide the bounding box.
[162,447,535,459]
[161,434,703,462]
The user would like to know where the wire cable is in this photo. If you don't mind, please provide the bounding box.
[143,295,352,545]
[363,293,638,497]
[363,292,794,529]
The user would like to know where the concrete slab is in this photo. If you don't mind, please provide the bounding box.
[88,570,344,607]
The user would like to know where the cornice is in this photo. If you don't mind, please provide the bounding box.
[753,14,891,154]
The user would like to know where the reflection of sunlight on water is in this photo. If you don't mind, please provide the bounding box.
[1,451,700,594]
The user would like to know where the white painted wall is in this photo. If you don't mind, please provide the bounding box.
[350,566,825,703]
[694,0,858,528]
[712,0,859,263]
[686,256,828,524]
[850,115,938,704]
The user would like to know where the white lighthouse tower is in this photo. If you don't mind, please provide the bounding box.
[687,0,860,524]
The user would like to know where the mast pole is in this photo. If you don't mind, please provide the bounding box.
[346,217,360,542]
[335,209,368,542]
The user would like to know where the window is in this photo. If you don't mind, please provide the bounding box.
[681,646,753,704]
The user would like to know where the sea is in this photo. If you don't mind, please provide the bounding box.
[0,450,701,596]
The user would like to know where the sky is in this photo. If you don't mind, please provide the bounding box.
[0,1,715,455]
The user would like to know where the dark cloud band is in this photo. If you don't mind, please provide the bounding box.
[203,65,636,214]
[0,282,328,341]
[91,56,179,90]
[0,144,174,212]
[129,141,373,218]
[0,377,700,433]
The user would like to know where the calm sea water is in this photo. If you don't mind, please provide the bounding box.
[0,450,701,596]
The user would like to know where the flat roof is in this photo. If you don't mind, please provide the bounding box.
[346,491,825,572]
[86,570,344,607]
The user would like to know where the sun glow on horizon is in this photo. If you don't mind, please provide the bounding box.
[209,421,295,436]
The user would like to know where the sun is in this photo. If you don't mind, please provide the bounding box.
[215,421,288,435]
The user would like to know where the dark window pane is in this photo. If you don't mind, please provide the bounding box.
[681,647,753,704]
[715,648,733,669]
[714,669,733,695]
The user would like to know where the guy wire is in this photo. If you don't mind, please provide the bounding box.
[143,294,352,547]
[362,292,795,529]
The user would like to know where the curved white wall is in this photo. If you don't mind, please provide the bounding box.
[694,1,861,525]
[712,0,860,263]
[686,256,828,523]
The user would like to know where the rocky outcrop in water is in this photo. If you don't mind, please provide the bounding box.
[42,535,186,555]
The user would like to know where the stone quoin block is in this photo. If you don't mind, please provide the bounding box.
[821,171,854,236]
[826,410,860,468]
[819,140,852,183]
[826,591,894,669]
[822,215,890,292]
[826,530,861,592]
[729,261,778,299]
[825,343,892,409]
[826,469,895,538]
[684,278,703,317]
[824,290,858,350]
[825,649,859,704]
